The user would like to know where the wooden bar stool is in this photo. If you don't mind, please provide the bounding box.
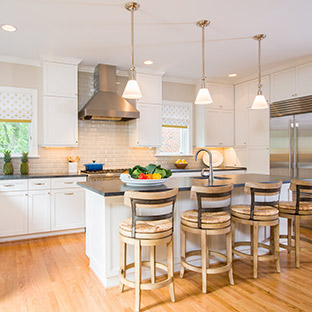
[180,184,234,294]
[231,181,282,279]
[278,179,312,268]
[119,188,178,312]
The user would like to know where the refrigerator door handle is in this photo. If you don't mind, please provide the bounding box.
[289,119,292,177]
[294,116,298,178]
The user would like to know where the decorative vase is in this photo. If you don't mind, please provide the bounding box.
[68,162,78,173]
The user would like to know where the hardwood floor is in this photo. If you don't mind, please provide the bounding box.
[1,231,312,312]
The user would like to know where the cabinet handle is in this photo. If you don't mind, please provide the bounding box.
[219,142,223,145]
[64,193,74,195]
[34,183,44,186]
[25,193,28,197]
[64,182,74,184]
[48,192,51,195]
[3,184,14,187]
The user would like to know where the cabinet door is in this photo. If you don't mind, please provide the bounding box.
[235,107,248,146]
[247,147,270,174]
[296,62,312,97]
[29,190,51,233]
[0,191,28,237]
[136,73,162,104]
[136,103,162,146]
[271,68,296,102]
[51,188,85,230]
[43,96,78,147]
[248,108,270,146]
[205,109,220,146]
[206,84,234,110]
[44,62,78,97]
[221,110,234,146]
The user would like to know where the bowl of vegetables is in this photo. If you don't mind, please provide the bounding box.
[120,164,172,186]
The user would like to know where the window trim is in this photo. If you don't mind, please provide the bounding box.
[0,86,38,157]
[156,100,193,156]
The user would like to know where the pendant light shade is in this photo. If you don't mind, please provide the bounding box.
[123,2,142,100]
[122,79,142,99]
[195,88,213,104]
[251,34,268,110]
[195,20,213,105]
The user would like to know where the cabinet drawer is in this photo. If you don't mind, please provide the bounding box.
[0,179,28,192]
[51,177,87,189]
[29,179,51,190]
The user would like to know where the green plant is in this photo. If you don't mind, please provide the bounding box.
[20,151,29,175]
[3,150,13,175]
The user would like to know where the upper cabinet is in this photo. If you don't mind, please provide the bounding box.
[271,62,312,102]
[129,72,163,147]
[207,83,234,110]
[196,83,234,147]
[136,73,162,104]
[43,62,78,98]
[42,59,81,147]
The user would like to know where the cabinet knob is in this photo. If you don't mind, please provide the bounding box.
[25,193,28,197]
[219,142,223,145]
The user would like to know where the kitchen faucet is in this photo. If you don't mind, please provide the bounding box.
[195,148,214,185]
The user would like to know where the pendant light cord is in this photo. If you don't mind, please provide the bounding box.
[258,38,262,95]
[130,8,135,79]
[201,25,206,88]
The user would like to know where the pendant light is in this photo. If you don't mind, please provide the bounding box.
[251,34,268,109]
[122,2,142,99]
[195,20,213,105]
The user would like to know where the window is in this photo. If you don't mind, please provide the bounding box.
[157,101,192,155]
[0,87,38,157]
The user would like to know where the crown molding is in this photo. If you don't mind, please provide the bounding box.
[162,76,197,85]
[40,56,82,65]
[234,54,312,85]
[0,54,40,67]
[78,65,96,73]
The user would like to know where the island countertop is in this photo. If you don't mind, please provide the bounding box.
[78,173,291,197]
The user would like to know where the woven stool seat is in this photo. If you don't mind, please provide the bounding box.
[231,205,279,218]
[119,218,172,234]
[278,201,312,212]
[181,210,230,224]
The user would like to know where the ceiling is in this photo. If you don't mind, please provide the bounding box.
[1,0,312,83]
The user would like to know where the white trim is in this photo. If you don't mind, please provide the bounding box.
[79,65,96,73]
[40,56,82,66]
[0,54,40,67]
[117,67,165,77]
[162,76,197,85]
[0,86,38,157]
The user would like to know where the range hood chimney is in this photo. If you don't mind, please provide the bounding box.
[78,64,140,121]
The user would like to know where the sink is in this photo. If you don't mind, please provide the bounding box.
[192,176,231,180]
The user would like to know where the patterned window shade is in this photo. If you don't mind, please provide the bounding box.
[162,104,189,128]
[0,89,33,123]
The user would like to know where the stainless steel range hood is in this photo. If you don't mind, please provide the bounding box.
[78,64,140,121]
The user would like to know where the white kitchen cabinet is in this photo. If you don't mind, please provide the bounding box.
[136,73,162,104]
[28,190,51,233]
[42,96,78,147]
[235,76,270,147]
[271,68,296,102]
[51,188,85,231]
[43,62,78,98]
[129,102,162,147]
[0,191,28,237]
[247,146,270,174]
[207,83,234,110]
[296,62,312,97]
[204,109,234,147]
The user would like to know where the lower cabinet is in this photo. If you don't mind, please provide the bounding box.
[28,190,51,234]
[0,191,28,237]
[51,188,85,231]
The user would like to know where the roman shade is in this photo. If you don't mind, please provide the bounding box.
[162,104,190,128]
[0,87,33,123]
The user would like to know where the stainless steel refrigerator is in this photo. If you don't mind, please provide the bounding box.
[270,96,312,178]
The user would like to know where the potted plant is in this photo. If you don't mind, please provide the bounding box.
[3,150,13,175]
[20,151,29,175]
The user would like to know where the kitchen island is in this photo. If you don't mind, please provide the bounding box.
[78,174,291,288]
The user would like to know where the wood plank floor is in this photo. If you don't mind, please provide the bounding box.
[1,230,312,312]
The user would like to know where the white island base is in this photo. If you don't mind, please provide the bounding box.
[84,183,290,288]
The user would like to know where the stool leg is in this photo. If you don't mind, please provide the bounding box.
[250,225,254,256]
[167,238,175,303]
[150,246,156,283]
[253,223,259,279]
[287,218,292,253]
[134,240,141,312]
[294,215,300,268]
[180,227,186,278]
[201,231,207,293]
[226,230,234,285]
[270,226,274,252]
[119,240,126,293]
[274,224,281,273]
[231,220,236,246]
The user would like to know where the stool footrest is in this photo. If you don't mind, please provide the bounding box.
[233,241,275,260]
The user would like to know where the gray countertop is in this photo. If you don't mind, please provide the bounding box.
[78,173,290,197]
[0,173,87,180]
[171,166,247,173]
